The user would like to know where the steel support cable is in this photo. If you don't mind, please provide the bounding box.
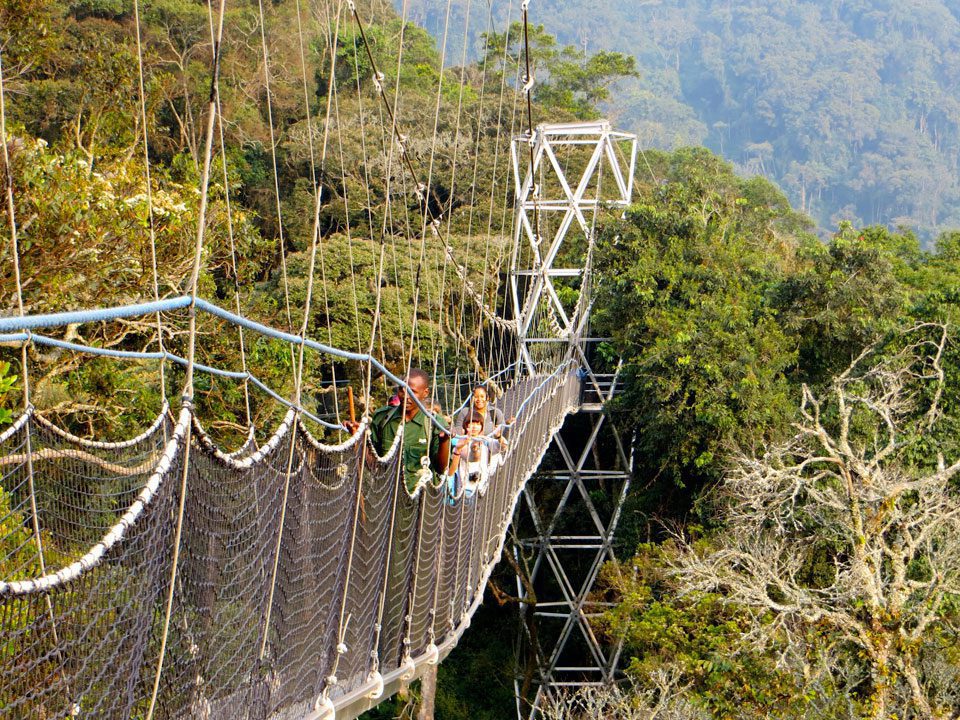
[346,1,513,333]
[0,298,537,438]
[436,0,475,405]
[318,4,405,690]
[0,330,343,429]
[373,0,415,401]
[295,0,345,430]
[262,0,349,693]
[330,68,367,358]
[145,1,226,716]
[0,41,73,710]
[206,12,255,435]
[350,25,379,273]
[347,11,386,410]
[354,0,435,676]
[370,6,417,640]
[0,297,455,433]
[369,0,517,641]
[256,0,296,339]
[252,0,315,677]
[420,0,455,412]
[478,0,522,390]
[132,0,169,408]
[457,0,499,392]
[496,15,525,375]
[520,0,543,273]
[367,3,404,393]
[423,0,478,650]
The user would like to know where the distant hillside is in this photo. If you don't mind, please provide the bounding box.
[401,0,960,242]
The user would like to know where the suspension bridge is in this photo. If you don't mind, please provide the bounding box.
[0,1,638,717]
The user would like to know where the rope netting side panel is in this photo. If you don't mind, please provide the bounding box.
[377,486,420,672]
[0,367,578,719]
[0,410,184,719]
[152,423,293,719]
[266,431,367,717]
[331,434,399,697]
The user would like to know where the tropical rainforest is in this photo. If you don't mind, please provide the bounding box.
[2,1,960,719]
[405,0,960,242]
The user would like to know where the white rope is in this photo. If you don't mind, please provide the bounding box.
[0,408,191,597]
[257,0,296,338]
[213,73,254,429]
[331,64,367,357]
[0,41,73,692]
[347,1,513,334]
[0,404,31,444]
[294,0,344,428]
[33,400,169,449]
[145,0,226,714]
[132,0,169,404]
[255,0,308,665]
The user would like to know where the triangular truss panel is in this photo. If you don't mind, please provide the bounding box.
[509,121,637,374]
[508,121,638,719]
[512,377,633,719]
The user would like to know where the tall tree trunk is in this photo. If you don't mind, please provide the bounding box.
[418,664,438,720]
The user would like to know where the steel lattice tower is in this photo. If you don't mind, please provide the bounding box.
[508,121,637,718]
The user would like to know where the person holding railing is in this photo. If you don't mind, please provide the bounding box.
[345,368,450,492]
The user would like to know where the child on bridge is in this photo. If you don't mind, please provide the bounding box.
[445,412,501,503]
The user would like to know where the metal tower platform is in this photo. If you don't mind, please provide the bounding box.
[507,121,637,718]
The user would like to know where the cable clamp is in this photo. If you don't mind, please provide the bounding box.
[399,654,416,680]
[522,72,535,94]
[313,693,336,719]
[366,670,385,699]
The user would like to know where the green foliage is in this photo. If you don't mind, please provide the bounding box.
[772,224,908,383]
[0,361,17,426]
[593,145,960,507]
[408,0,960,240]
[482,22,637,119]
[593,149,803,494]
[600,543,829,717]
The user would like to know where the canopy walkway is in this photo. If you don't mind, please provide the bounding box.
[0,300,579,719]
[0,0,640,716]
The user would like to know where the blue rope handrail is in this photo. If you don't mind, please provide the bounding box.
[0,297,551,434]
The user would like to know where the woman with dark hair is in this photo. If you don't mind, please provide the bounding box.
[455,384,512,447]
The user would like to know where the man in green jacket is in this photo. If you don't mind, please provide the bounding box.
[350,368,450,492]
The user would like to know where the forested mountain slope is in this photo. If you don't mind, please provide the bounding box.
[403,0,960,242]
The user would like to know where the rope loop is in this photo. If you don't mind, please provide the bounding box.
[522,72,535,94]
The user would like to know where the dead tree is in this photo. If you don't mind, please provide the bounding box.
[675,325,960,719]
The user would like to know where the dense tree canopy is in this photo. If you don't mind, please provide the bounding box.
[405,0,960,242]
[4,2,960,718]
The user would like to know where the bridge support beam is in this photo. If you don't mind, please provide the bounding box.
[508,121,637,718]
[512,371,632,718]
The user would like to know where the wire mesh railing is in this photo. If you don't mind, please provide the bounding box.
[0,363,578,720]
